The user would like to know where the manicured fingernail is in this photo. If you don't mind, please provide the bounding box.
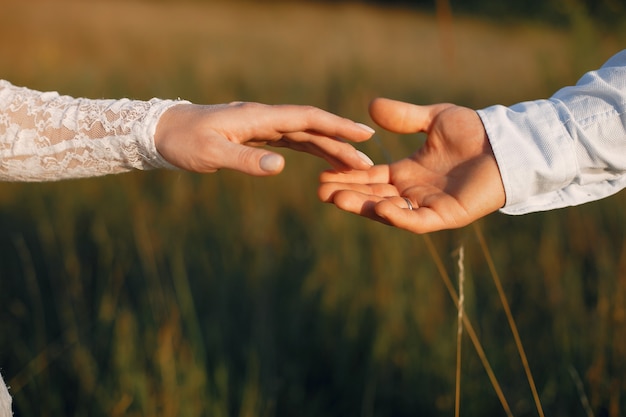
[260,154,283,172]
[357,150,374,166]
[356,123,375,134]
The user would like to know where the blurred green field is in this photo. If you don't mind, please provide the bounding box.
[1,0,625,416]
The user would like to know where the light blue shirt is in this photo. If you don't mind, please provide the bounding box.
[477,50,626,215]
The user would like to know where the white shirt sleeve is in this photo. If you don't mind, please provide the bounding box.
[477,50,626,215]
[0,80,188,182]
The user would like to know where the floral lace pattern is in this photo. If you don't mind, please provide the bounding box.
[0,80,184,182]
[0,372,10,417]
[0,81,190,414]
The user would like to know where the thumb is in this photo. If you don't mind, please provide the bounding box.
[369,98,453,134]
[220,142,285,176]
[257,152,285,175]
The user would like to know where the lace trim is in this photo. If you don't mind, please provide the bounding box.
[0,80,185,182]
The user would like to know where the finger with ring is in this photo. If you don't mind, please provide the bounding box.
[402,197,414,211]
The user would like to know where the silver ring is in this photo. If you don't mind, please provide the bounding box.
[402,197,413,211]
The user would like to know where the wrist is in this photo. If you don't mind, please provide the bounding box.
[153,102,193,170]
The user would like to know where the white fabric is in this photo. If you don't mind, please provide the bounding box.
[0,81,191,414]
[0,80,186,182]
[0,372,11,417]
[478,49,626,214]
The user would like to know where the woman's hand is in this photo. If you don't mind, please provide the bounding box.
[154,102,375,176]
[318,98,506,234]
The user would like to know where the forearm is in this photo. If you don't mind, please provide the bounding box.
[0,80,184,182]
[478,49,626,214]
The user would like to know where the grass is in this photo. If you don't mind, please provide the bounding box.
[1,0,626,416]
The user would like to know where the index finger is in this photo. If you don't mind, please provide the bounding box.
[267,104,375,143]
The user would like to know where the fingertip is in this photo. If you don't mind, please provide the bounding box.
[340,122,374,144]
[368,97,389,112]
[368,98,385,123]
[356,150,374,167]
[374,199,399,219]
[259,153,285,174]
[355,122,375,135]
[329,189,351,209]
[317,182,335,202]
[368,97,415,133]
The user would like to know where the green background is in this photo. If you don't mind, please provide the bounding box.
[1,1,625,416]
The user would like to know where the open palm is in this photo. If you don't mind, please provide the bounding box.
[318,98,506,234]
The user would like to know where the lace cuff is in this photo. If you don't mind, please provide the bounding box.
[0,80,189,182]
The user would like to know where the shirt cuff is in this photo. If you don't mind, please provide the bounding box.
[477,100,578,215]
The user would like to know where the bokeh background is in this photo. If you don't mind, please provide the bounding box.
[1,0,626,416]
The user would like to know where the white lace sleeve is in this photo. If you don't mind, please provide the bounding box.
[0,371,11,417]
[0,80,188,182]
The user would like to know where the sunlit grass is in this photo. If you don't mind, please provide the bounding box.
[1,0,626,416]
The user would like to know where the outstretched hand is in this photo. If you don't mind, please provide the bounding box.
[154,102,375,176]
[318,98,506,234]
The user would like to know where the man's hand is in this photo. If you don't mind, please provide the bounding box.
[318,98,506,233]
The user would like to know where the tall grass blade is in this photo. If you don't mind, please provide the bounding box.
[473,223,545,417]
[422,235,514,417]
[454,245,465,417]
[568,365,594,417]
